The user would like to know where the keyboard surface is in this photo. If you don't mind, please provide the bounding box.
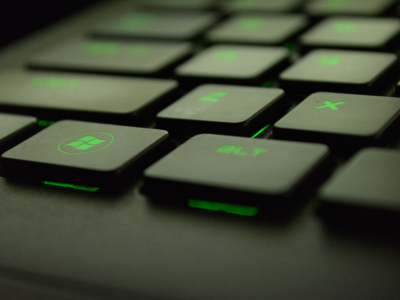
[0,1,400,300]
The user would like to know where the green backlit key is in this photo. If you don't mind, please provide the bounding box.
[0,70,177,125]
[299,17,400,52]
[206,14,309,46]
[156,84,285,136]
[1,120,169,188]
[90,11,217,41]
[143,134,329,206]
[273,92,400,151]
[29,39,192,77]
[279,49,398,95]
[175,45,290,87]
[222,0,304,14]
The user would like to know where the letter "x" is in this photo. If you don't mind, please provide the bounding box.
[316,100,345,110]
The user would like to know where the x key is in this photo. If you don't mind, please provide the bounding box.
[316,100,345,110]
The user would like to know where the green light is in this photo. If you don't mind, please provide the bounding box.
[214,50,238,61]
[122,13,153,30]
[37,120,55,127]
[32,78,79,88]
[251,125,270,138]
[66,136,107,150]
[318,56,342,66]
[334,22,358,33]
[124,44,149,56]
[81,42,120,55]
[58,132,114,155]
[42,181,99,191]
[188,199,259,217]
[238,17,263,30]
[199,91,228,102]
[217,145,267,157]
[328,0,348,9]
[261,81,274,88]
[316,100,345,110]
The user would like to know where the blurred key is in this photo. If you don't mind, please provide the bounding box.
[156,84,285,136]
[175,45,290,87]
[1,120,169,188]
[299,17,400,52]
[274,92,400,150]
[279,49,398,95]
[90,11,217,41]
[143,134,329,206]
[222,0,304,14]
[29,39,192,77]
[206,14,309,46]
[0,70,178,125]
[140,0,216,11]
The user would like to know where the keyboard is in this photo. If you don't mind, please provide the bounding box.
[1,1,400,299]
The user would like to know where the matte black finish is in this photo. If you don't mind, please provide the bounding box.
[206,14,309,46]
[29,39,192,76]
[0,70,178,125]
[299,17,400,52]
[274,92,400,149]
[222,0,304,13]
[90,11,217,41]
[175,45,290,86]
[279,49,399,95]
[1,120,169,187]
[143,134,329,205]
[156,84,285,136]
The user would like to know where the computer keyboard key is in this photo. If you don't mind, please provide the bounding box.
[206,14,309,46]
[156,84,285,136]
[175,45,290,87]
[273,92,400,150]
[279,49,398,95]
[1,120,169,187]
[299,17,400,52]
[318,148,400,226]
[29,39,192,77]
[90,11,217,41]
[140,0,216,11]
[0,70,178,125]
[143,134,329,206]
[304,0,397,18]
[222,0,304,14]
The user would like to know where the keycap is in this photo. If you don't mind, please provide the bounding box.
[140,0,216,11]
[1,120,169,188]
[175,45,290,87]
[304,0,397,18]
[318,148,400,227]
[206,14,309,46]
[222,0,304,14]
[0,70,178,125]
[299,17,400,52]
[273,92,400,151]
[28,39,192,77]
[279,49,398,95]
[143,134,329,206]
[0,113,37,154]
[156,84,286,136]
[90,11,217,41]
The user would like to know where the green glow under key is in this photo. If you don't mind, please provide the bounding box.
[188,199,259,216]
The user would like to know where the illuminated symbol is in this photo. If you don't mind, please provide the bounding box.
[238,17,263,30]
[318,56,342,66]
[32,78,79,88]
[66,136,107,150]
[316,100,345,110]
[217,145,267,157]
[188,199,259,217]
[121,13,153,30]
[334,22,358,33]
[81,42,120,55]
[214,50,238,61]
[58,132,114,154]
[124,44,149,56]
[199,91,228,102]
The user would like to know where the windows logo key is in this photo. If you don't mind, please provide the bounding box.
[67,136,106,150]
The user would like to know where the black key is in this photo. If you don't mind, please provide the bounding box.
[143,134,329,206]
[279,49,398,95]
[90,11,217,41]
[156,84,285,136]
[304,0,397,18]
[0,70,178,125]
[222,0,304,14]
[0,113,37,154]
[273,92,400,150]
[1,120,169,188]
[175,45,290,87]
[318,148,400,227]
[206,14,309,46]
[29,39,192,77]
[299,17,400,52]
[140,0,216,11]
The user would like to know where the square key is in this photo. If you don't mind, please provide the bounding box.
[1,120,169,187]
[206,14,309,46]
[90,11,217,41]
[143,134,329,205]
[279,49,398,95]
[273,92,400,149]
[299,17,400,52]
[156,84,285,136]
[222,0,304,14]
[175,45,290,86]
[29,39,192,77]
[318,148,400,225]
